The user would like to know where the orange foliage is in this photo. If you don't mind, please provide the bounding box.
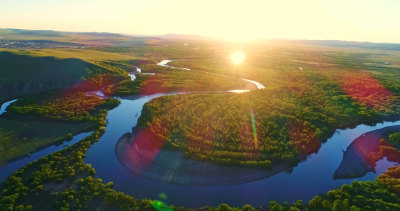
[139,76,169,95]
[378,166,400,195]
[45,93,103,115]
[284,74,311,96]
[67,74,118,96]
[289,121,321,157]
[379,144,400,164]
[339,72,396,109]
[49,74,119,115]
[187,121,215,157]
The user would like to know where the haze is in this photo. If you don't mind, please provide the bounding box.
[1,0,400,42]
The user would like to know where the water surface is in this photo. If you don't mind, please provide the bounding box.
[84,61,398,207]
[0,132,92,183]
[157,60,191,70]
[84,94,400,208]
[0,99,18,115]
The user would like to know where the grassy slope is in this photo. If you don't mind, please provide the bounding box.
[0,28,133,46]
[0,48,136,62]
[0,51,116,163]
[0,117,93,165]
[0,51,91,102]
[2,34,400,210]
[0,46,248,165]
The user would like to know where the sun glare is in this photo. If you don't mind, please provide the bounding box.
[230,51,245,65]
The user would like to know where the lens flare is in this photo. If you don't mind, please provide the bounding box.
[151,200,172,211]
[250,108,258,148]
[334,127,400,179]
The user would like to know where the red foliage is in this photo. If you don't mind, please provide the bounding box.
[67,74,118,96]
[139,77,168,95]
[48,74,119,114]
[339,72,395,109]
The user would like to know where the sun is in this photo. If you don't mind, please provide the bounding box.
[230,51,245,65]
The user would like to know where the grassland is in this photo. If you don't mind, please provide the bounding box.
[0,51,123,163]
[0,28,134,46]
[1,31,400,210]
[0,48,136,62]
[0,51,90,102]
[0,117,93,165]
[0,44,254,165]
[135,44,400,168]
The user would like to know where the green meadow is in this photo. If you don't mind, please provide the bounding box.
[1,30,400,210]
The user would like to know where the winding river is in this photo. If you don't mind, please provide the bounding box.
[0,132,92,182]
[157,60,191,71]
[83,61,399,207]
[83,96,400,207]
[1,60,399,208]
[0,99,18,115]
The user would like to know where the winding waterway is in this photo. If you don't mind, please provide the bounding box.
[0,99,18,115]
[157,60,191,70]
[84,94,400,207]
[0,99,93,183]
[83,60,400,207]
[0,132,92,182]
[1,60,399,208]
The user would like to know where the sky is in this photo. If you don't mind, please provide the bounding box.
[1,0,400,43]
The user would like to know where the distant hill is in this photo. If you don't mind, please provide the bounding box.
[11,29,61,36]
[2,28,400,51]
[159,34,208,40]
[77,32,123,37]
[281,39,400,51]
[0,51,94,102]
[0,28,124,37]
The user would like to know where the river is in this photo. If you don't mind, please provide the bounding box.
[83,92,400,208]
[157,60,191,71]
[0,99,93,183]
[83,60,399,207]
[0,99,18,115]
[0,132,92,182]
[1,60,399,208]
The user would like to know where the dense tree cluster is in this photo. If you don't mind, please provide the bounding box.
[3,39,400,210]
[137,79,384,168]
[133,45,400,169]
[8,73,121,124]
[0,111,155,211]
[137,70,249,95]
[389,132,400,146]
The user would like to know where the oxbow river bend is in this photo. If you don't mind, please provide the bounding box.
[0,60,399,208]
[83,95,400,207]
[83,61,400,207]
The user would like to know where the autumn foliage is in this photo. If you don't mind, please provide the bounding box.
[339,72,397,110]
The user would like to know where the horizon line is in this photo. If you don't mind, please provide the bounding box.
[1,27,400,46]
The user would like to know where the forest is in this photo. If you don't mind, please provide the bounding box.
[136,46,400,168]
[1,34,400,210]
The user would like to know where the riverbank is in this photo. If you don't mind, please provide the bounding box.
[334,125,400,179]
[115,131,293,186]
[85,92,400,207]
